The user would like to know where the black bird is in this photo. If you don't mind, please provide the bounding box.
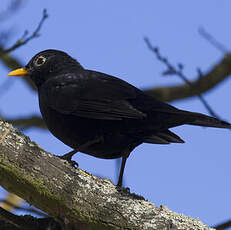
[8,49,231,187]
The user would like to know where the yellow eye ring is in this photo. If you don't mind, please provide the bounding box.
[35,56,46,66]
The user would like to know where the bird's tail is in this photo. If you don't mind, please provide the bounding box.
[143,109,230,145]
[181,110,231,129]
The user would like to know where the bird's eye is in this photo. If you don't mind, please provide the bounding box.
[35,56,46,66]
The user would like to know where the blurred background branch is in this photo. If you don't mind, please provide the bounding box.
[5,116,46,130]
[0,0,23,23]
[144,53,231,103]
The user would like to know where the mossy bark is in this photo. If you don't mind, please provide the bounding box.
[0,120,214,230]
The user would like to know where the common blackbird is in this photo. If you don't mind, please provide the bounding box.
[8,49,231,187]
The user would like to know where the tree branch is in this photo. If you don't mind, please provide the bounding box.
[198,27,228,54]
[143,53,231,102]
[1,9,48,55]
[144,37,221,118]
[0,120,214,230]
[0,9,48,92]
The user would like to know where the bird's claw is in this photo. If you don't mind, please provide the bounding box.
[57,155,79,168]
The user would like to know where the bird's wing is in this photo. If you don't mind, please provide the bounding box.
[41,70,146,120]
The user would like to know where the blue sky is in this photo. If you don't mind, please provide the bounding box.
[1,0,231,227]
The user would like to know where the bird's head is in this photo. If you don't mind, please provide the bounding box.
[8,49,83,87]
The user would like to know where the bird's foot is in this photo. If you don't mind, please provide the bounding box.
[57,149,79,168]
[116,186,130,193]
[58,155,79,168]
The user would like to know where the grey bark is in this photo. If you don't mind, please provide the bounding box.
[0,120,214,230]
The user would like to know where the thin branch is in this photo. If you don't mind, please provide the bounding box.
[1,9,48,55]
[144,37,221,119]
[198,27,229,54]
[0,9,48,92]
[143,54,231,102]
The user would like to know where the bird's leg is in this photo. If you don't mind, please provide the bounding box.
[58,149,79,168]
[58,136,103,168]
[117,156,128,187]
[117,144,139,187]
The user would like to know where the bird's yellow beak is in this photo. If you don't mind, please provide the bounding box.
[8,68,29,76]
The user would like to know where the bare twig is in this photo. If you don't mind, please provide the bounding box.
[198,27,229,53]
[143,54,231,102]
[1,9,48,55]
[144,37,220,119]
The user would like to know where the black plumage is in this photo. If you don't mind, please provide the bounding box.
[8,49,231,186]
